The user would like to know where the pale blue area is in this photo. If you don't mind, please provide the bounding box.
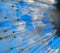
[0,0,60,53]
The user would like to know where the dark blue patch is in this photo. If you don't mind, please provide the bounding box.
[42,17,51,24]
[21,14,33,30]
[16,11,22,17]
[21,14,32,23]
[15,1,26,8]
[25,23,34,30]
[43,12,49,16]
